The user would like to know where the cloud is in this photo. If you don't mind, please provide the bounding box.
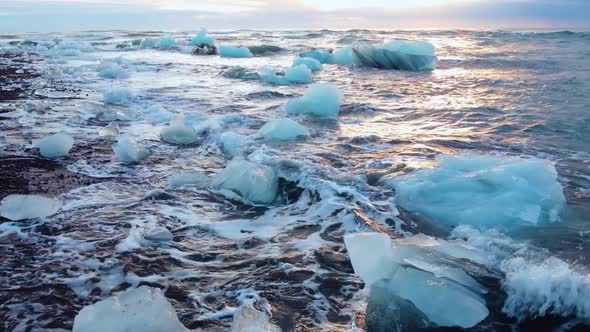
[0,0,588,32]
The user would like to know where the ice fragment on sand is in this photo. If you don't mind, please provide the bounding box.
[0,195,61,221]
[112,134,149,164]
[212,160,278,204]
[36,132,74,158]
[160,116,201,145]
[230,305,280,332]
[72,286,188,332]
[344,232,489,328]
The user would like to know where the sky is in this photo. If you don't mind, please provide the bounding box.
[0,0,589,32]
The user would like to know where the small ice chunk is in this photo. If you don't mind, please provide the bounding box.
[352,40,436,71]
[230,305,280,332]
[144,104,173,124]
[390,154,566,230]
[168,171,209,188]
[103,88,135,105]
[292,57,322,72]
[0,194,61,221]
[98,62,128,79]
[98,122,120,137]
[286,83,343,118]
[112,134,149,164]
[189,29,216,46]
[212,159,278,204]
[219,45,253,58]
[344,233,489,328]
[157,36,177,49]
[257,118,309,141]
[283,64,313,84]
[140,38,157,49]
[142,226,173,242]
[220,132,245,156]
[36,132,74,158]
[258,65,313,86]
[72,286,188,332]
[160,116,201,145]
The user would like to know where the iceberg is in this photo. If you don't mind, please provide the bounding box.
[257,118,309,141]
[247,45,283,56]
[300,49,334,64]
[189,29,216,46]
[258,65,313,86]
[292,57,322,72]
[352,40,436,71]
[160,116,202,145]
[168,171,209,188]
[36,132,74,158]
[332,46,354,65]
[220,132,245,156]
[0,194,61,221]
[142,226,173,242]
[157,36,177,49]
[72,286,188,332]
[219,45,253,58]
[212,159,278,204]
[98,122,120,137]
[231,305,280,332]
[98,62,128,79]
[344,232,489,328]
[286,83,343,118]
[103,88,135,106]
[284,65,314,84]
[112,134,149,165]
[140,38,157,49]
[390,154,566,231]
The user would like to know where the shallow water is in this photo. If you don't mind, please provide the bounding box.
[1,29,590,331]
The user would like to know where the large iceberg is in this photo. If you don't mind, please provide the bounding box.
[231,305,280,332]
[189,29,216,46]
[0,194,61,221]
[219,45,253,58]
[212,159,278,204]
[72,286,188,332]
[352,40,436,71]
[292,57,322,72]
[344,232,489,328]
[160,116,202,145]
[286,83,343,118]
[36,132,74,158]
[112,135,149,165]
[389,154,566,231]
[257,118,309,141]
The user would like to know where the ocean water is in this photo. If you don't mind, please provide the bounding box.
[0,29,589,331]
